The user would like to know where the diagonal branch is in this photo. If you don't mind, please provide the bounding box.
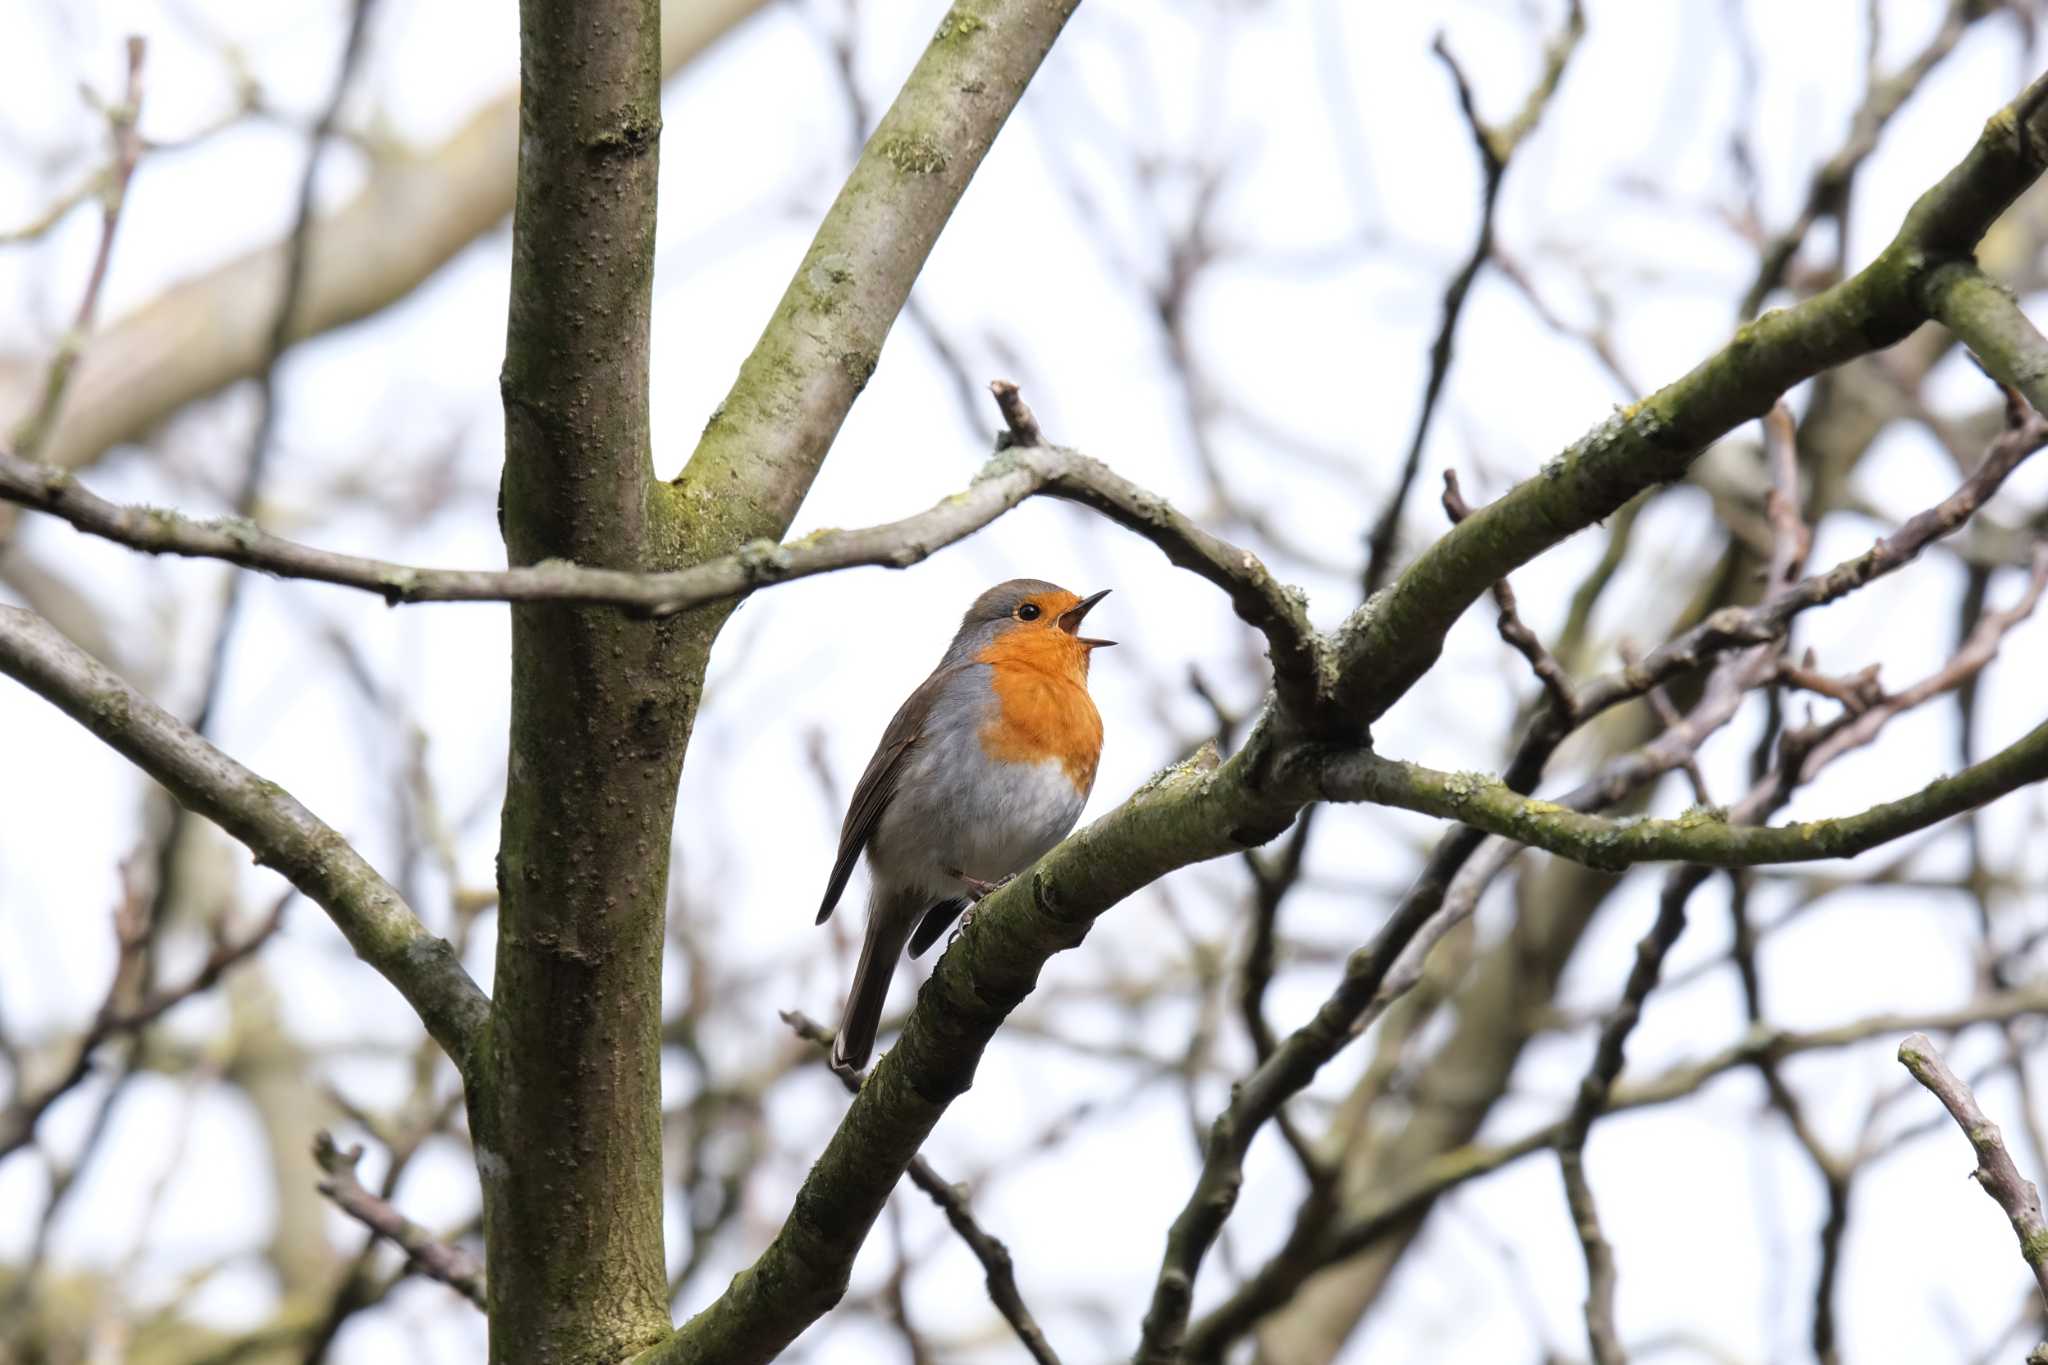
[1439,468,1573,714]
[782,1010,1062,1365]
[668,0,1084,562]
[1334,68,2048,727]
[1898,1032,2048,1345]
[10,36,146,462]
[313,1132,486,1309]
[1924,260,2048,419]
[1512,380,2048,770]
[0,883,287,1161]
[989,383,1324,720]
[1737,0,1986,319]
[0,607,488,1078]
[640,735,1304,1365]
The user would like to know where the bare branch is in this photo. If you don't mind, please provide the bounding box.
[313,1132,485,1309]
[0,388,1329,719]
[781,1010,1062,1365]
[0,0,767,491]
[1925,262,2048,421]
[235,0,378,513]
[1530,389,2048,758]
[1440,469,1574,716]
[1361,3,1585,596]
[1738,0,1985,318]
[10,36,146,461]
[1554,866,1709,1365]
[1134,824,1490,1363]
[989,378,1043,448]
[1187,983,2048,1353]
[1334,68,2048,726]
[1308,712,2048,869]
[0,607,489,1075]
[1898,1033,2048,1324]
[0,440,1040,613]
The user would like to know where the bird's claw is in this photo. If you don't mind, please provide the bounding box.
[946,869,1014,902]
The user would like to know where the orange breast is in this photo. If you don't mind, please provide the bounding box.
[975,632,1103,793]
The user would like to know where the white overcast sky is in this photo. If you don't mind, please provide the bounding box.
[6,1,2048,1362]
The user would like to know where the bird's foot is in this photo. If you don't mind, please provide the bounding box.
[947,869,1015,902]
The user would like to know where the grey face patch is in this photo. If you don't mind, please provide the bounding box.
[941,578,1069,666]
[962,578,1066,626]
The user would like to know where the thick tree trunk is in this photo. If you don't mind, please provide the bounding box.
[480,1,688,1359]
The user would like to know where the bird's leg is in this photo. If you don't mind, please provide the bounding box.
[941,870,1017,945]
[946,869,1015,902]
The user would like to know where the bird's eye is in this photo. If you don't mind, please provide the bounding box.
[1017,603,1042,621]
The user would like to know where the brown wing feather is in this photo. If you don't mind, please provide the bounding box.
[815,666,963,924]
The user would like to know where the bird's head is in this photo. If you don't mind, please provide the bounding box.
[946,578,1115,666]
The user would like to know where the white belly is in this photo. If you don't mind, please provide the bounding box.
[870,751,1088,898]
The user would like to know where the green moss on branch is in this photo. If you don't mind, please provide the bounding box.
[1335,70,2048,726]
[1310,718,2048,869]
[1922,260,2048,417]
[671,0,1082,562]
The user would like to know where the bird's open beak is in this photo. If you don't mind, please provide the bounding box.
[1058,589,1115,648]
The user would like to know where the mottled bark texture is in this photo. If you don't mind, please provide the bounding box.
[482,0,676,1359]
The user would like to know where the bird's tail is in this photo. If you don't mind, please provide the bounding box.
[833,885,922,1071]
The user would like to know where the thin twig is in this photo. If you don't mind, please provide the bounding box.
[781,1010,1063,1365]
[1898,1032,2048,1332]
[1517,388,2048,777]
[10,36,146,460]
[1441,469,1574,716]
[237,0,378,510]
[1361,3,1584,596]
[0,606,489,1074]
[1738,0,1985,318]
[313,1132,486,1309]
[0,881,287,1160]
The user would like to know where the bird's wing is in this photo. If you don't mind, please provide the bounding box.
[816,665,965,924]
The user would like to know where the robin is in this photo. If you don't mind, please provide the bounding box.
[817,578,1114,1070]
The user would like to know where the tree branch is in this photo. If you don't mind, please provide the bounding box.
[1898,1032,2048,1338]
[0,440,1039,612]
[1440,468,1573,715]
[669,0,1084,561]
[1307,716,2048,869]
[0,405,1328,716]
[1737,0,1985,319]
[1333,67,2048,726]
[1360,2,1583,596]
[10,36,145,461]
[1923,260,2048,419]
[312,1132,486,1310]
[0,607,488,1077]
[781,1010,1062,1365]
[1539,385,2048,747]
[642,735,1304,1365]
[0,0,765,496]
